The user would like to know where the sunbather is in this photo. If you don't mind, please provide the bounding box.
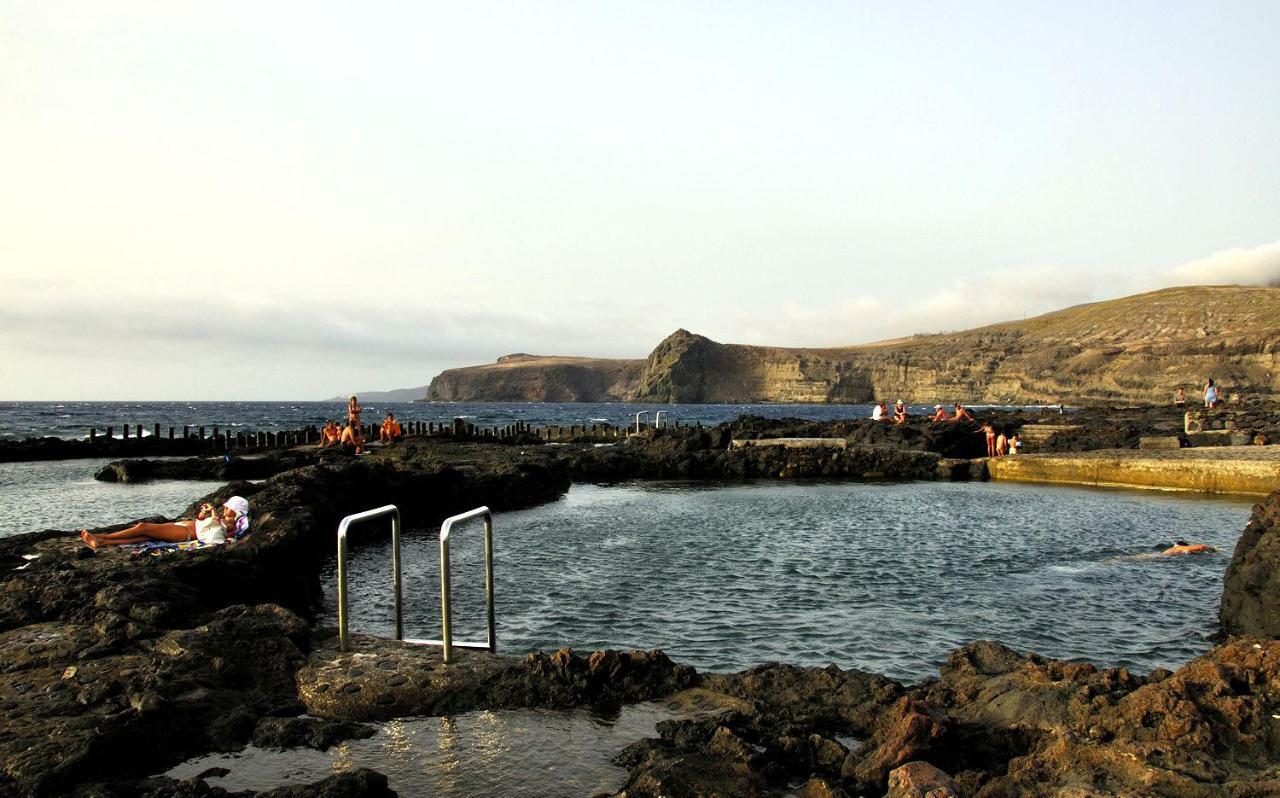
[80,496,250,548]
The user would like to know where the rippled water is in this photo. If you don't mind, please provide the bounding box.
[0,400,1048,440]
[325,481,1250,683]
[166,703,681,796]
[0,458,226,537]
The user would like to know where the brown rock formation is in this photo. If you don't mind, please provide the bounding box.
[427,286,1280,404]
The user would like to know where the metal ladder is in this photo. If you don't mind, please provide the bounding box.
[336,505,495,663]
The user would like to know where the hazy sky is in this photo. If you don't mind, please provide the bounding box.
[3,1,1278,399]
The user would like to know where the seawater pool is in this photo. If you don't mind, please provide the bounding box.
[0,458,226,538]
[325,480,1251,683]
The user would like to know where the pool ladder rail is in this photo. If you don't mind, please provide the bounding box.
[336,505,495,664]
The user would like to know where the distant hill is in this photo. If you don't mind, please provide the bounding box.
[323,386,429,403]
[425,286,1280,405]
[427,354,644,402]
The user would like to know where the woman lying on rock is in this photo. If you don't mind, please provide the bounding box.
[80,496,250,548]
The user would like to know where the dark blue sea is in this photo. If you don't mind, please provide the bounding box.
[0,400,1048,440]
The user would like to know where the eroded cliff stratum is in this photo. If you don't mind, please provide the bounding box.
[425,286,1280,404]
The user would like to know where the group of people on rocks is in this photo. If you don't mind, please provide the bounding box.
[318,396,404,454]
[871,400,975,424]
[870,400,1021,456]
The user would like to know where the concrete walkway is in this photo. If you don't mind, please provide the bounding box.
[986,445,1280,496]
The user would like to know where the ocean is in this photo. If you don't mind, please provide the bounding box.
[0,399,1027,441]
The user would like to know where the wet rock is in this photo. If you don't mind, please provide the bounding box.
[298,638,696,722]
[256,768,395,797]
[886,761,960,798]
[1220,491,1280,637]
[251,716,377,751]
[842,697,949,790]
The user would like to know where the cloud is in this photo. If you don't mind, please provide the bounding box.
[1167,241,1280,287]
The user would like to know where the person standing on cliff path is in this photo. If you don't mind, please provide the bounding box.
[1175,387,1186,407]
[1204,379,1219,408]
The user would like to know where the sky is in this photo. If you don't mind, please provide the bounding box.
[2,1,1278,400]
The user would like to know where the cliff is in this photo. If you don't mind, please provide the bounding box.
[428,286,1280,404]
[426,354,644,402]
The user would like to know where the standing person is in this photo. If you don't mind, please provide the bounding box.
[347,395,364,426]
[995,430,1008,456]
[1008,433,1021,455]
[979,421,997,457]
[1174,387,1186,407]
[1204,379,1219,408]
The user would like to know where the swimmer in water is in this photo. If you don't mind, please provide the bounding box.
[1162,540,1218,556]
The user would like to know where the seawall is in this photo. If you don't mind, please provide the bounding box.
[986,445,1280,496]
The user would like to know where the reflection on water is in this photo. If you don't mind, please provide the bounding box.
[166,703,680,797]
[323,480,1250,682]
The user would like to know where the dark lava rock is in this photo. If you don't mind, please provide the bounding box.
[251,716,377,751]
[256,768,395,798]
[65,768,395,798]
[94,451,316,484]
[1220,491,1280,637]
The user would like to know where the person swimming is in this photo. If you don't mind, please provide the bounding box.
[1162,540,1218,556]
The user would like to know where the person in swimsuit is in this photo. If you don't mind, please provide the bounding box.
[929,404,950,421]
[80,497,249,548]
[951,403,975,422]
[979,421,997,456]
[1162,540,1217,556]
[318,420,342,448]
[1007,433,1021,454]
[995,431,1008,456]
[1174,387,1186,407]
[341,421,365,454]
[347,395,363,426]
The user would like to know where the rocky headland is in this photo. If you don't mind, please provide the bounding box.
[427,286,1280,405]
[3,413,1280,796]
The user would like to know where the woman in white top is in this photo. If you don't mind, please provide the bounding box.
[81,496,249,548]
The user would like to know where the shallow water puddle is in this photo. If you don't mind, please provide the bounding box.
[165,702,683,796]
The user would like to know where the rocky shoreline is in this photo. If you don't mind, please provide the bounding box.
[2,409,1278,796]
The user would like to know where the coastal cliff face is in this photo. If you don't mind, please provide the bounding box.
[428,286,1280,404]
[426,354,643,402]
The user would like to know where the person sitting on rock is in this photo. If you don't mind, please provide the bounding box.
[380,413,403,443]
[1162,540,1217,556]
[318,420,342,448]
[80,496,249,548]
[341,421,365,454]
[951,403,975,422]
[929,404,950,421]
[871,402,886,421]
[893,400,907,424]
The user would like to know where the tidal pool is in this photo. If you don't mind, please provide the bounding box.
[325,480,1251,683]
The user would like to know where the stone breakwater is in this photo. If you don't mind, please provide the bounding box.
[1,414,1280,796]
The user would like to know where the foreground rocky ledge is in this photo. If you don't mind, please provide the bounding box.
[2,420,1279,796]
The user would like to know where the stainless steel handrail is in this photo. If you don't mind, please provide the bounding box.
[634,410,651,434]
[336,504,401,653]
[335,504,494,664]
[419,507,494,664]
[654,410,667,429]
